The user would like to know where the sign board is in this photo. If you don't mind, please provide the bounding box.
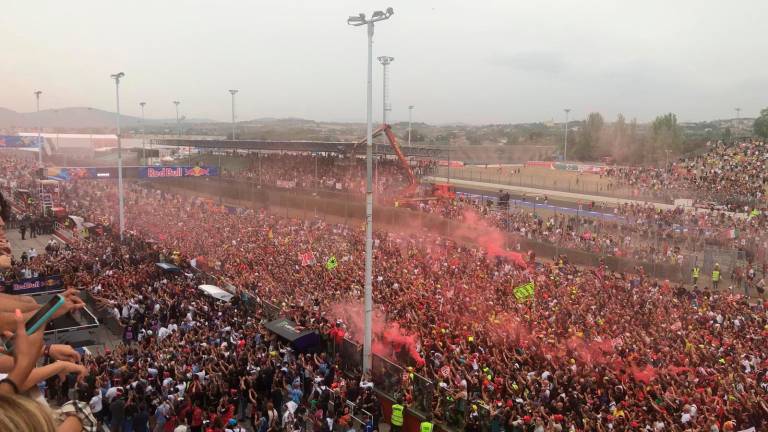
[3,275,64,295]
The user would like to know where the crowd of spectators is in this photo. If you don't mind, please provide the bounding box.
[1,151,768,431]
[605,140,768,212]
[223,153,433,197]
[411,194,768,284]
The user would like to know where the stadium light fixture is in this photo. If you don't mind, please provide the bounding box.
[173,101,181,136]
[34,91,43,167]
[377,56,394,125]
[229,90,238,140]
[564,108,571,161]
[408,105,415,147]
[110,72,126,241]
[347,7,394,374]
[140,102,146,162]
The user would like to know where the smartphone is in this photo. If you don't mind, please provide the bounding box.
[2,294,66,352]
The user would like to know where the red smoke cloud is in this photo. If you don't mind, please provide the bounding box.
[456,210,528,268]
[327,301,425,367]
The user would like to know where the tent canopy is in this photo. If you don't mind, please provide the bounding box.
[264,318,321,353]
[198,284,234,303]
[156,262,182,273]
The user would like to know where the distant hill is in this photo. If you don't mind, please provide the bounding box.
[0,107,213,130]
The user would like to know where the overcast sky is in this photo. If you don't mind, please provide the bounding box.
[2,0,766,125]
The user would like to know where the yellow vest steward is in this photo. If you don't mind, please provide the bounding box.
[692,267,700,278]
[420,422,433,432]
[712,270,720,282]
[391,404,404,426]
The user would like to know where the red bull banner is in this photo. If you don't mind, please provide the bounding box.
[139,166,220,178]
[0,135,43,148]
[3,275,64,295]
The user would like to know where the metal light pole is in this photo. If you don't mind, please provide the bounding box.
[173,101,181,136]
[348,7,394,374]
[377,56,394,125]
[407,105,414,147]
[111,72,126,241]
[229,90,238,140]
[34,91,43,166]
[564,108,571,161]
[140,102,146,163]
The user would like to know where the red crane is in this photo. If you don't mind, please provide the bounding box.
[350,124,419,199]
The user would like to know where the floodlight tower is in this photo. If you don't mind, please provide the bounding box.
[140,102,146,161]
[377,56,394,125]
[347,6,394,374]
[564,108,571,161]
[407,105,415,147]
[34,91,43,166]
[229,90,238,140]
[110,72,126,241]
[173,101,181,136]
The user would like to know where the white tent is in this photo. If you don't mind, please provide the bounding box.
[197,284,234,303]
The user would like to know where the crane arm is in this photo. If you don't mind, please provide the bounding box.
[382,124,418,195]
[349,123,419,198]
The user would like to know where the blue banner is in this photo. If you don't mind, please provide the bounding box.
[139,166,220,178]
[3,275,64,295]
[47,167,116,180]
[0,135,42,148]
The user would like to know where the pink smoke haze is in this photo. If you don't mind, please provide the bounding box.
[328,301,425,366]
[457,210,528,268]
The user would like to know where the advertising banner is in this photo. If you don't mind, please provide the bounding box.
[0,135,43,148]
[3,275,64,295]
[140,166,220,178]
[47,167,117,180]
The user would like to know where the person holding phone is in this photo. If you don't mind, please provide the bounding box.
[0,190,12,270]
[0,288,86,333]
[0,297,88,393]
[0,308,92,432]
[0,309,44,396]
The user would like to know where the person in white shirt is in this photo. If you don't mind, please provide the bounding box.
[88,387,103,424]
[157,326,171,340]
[104,386,123,403]
[173,417,188,432]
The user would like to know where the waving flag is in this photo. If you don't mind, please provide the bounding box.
[299,251,315,266]
[325,256,338,270]
[513,282,535,302]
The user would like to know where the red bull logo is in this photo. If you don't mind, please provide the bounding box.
[147,167,184,178]
[141,166,217,178]
[184,166,211,177]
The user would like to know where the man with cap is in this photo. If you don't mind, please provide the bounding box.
[225,418,246,432]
